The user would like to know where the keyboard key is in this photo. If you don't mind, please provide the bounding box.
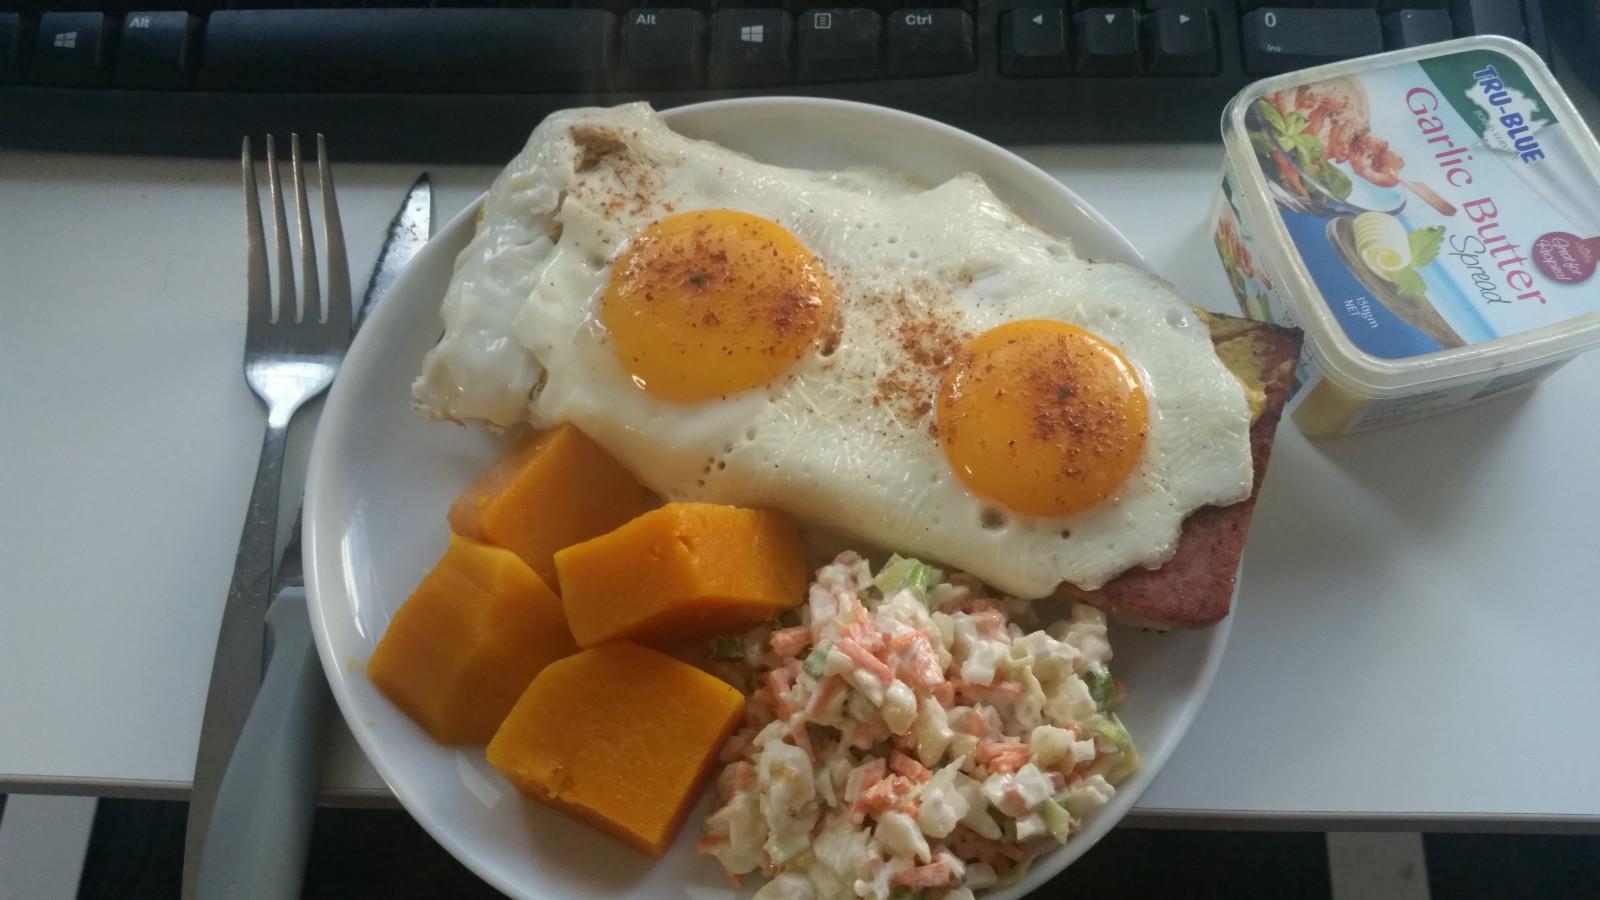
[1377,0,1446,9]
[999,8,1065,77]
[1450,0,1525,42]
[1144,7,1215,75]
[711,9,791,85]
[1240,8,1381,75]
[201,10,614,91]
[886,9,972,77]
[1235,0,1317,8]
[571,0,629,12]
[30,12,110,86]
[114,11,198,88]
[797,8,878,81]
[1382,8,1453,48]
[0,13,23,83]
[620,8,704,88]
[1073,7,1138,75]
[53,0,130,11]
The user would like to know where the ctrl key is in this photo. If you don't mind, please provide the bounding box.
[887,9,973,77]
[30,12,111,87]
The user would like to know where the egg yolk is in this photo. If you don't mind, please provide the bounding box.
[937,319,1148,518]
[600,209,835,402]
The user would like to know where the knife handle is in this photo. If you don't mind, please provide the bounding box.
[194,587,329,900]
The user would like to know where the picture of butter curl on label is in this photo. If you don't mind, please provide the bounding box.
[1328,214,1465,349]
[1352,214,1444,297]
[1353,212,1413,278]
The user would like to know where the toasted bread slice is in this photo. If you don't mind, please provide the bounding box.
[1058,311,1303,629]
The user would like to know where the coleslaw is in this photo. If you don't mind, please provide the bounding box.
[699,552,1139,899]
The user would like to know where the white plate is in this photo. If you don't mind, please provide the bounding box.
[304,98,1234,900]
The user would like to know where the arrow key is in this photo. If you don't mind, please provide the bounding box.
[1144,7,1216,75]
[1073,7,1140,75]
[1000,8,1066,77]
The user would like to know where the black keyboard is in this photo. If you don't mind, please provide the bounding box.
[0,0,1551,161]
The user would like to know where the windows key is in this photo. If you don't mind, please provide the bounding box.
[711,10,792,86]
[31,12,111,86]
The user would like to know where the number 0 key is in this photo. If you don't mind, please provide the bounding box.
[1241,8,1382,76]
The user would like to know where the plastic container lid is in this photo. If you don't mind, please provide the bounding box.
[1221,36,1600,398]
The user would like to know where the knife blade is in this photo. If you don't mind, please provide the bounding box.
[356,173,431,332]
[185,175,433,900]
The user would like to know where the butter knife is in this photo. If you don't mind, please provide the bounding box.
[191,174,432,900]
[357,174,431,332]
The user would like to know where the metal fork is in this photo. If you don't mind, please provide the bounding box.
[181,133,351,900]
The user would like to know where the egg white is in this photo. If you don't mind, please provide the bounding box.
[414,104,1253,596]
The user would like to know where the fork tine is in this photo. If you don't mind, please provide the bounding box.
[317,134,352,337]
[291,134,320,325]
[241,137,271,328]
[265,134,296,324]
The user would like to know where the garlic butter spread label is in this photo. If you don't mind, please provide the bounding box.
[1245,48,1600,360]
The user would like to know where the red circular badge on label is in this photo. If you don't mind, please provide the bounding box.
[1532,232,1599,285]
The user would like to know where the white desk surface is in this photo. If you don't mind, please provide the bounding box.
[5,108,1600,830]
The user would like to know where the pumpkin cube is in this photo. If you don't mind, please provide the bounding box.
[555,503,807,649]
[368,535,579,744]
[448,423,656,589]
[486,642,745,857]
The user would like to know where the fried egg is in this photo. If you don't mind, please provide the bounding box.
[414,104,1253,597]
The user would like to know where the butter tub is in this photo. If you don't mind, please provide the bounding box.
[1209,36,1600,436]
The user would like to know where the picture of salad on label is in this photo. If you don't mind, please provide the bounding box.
[1252,93,1356,205]
[1251,78,1460,220]
[1214,204,1274,323]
